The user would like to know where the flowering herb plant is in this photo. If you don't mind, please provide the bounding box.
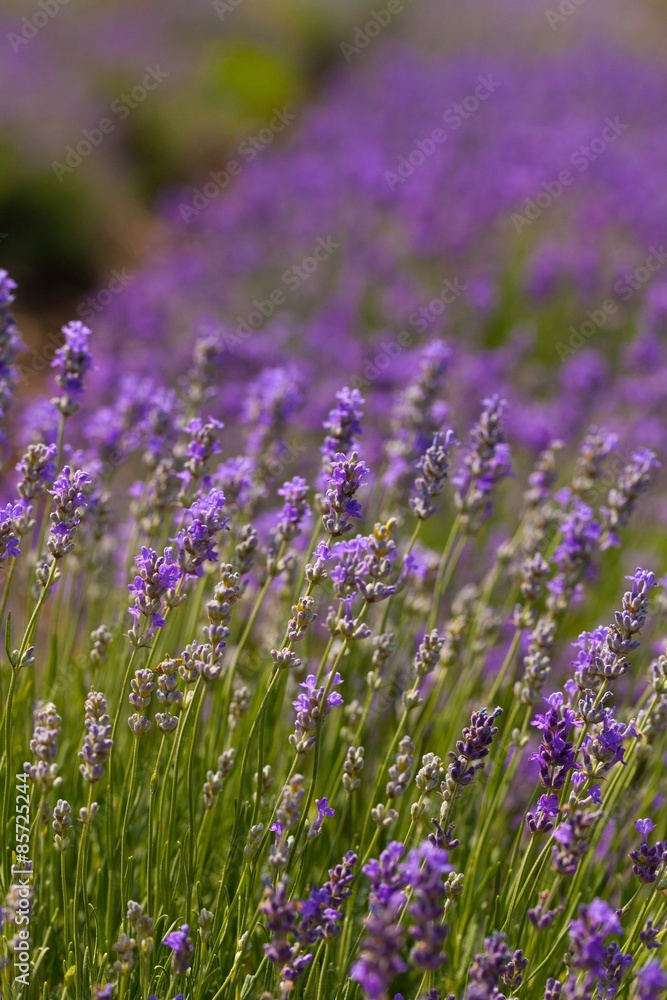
[0,259,666,1000]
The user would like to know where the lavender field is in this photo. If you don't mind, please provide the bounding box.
[2,2,667,998]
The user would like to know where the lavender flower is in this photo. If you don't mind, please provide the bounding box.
[352,843,408,999]
[275,476,310,541]
[322,451,369,537]
[321,386,365,474]
[547,497,601,614]
[24,701,62,793]
[440,707,502,813]
[401,841,452,970]
[630,819,667,884]
[16,442,57,499]
[289,673,344,754]
[173,488,229,578]
[47,466,92,558]
[410,430,457,520]
[128,546,181,639]
[600,448,659,549]
[637,961,667,999]
[0,270,23,446]
[163,924,194,975]
[454,396,511,534]
[298,851,357,942]
[51,321,93,415]
[466,931,512,999]
[78,689,113,784]
[531,692,578,791]
[0,502,24,563]
[261,878,312,997]
[564,899,631,995]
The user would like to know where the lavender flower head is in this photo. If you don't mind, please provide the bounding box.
[454,396,511,534]
[276,476,311,542]
[637,961,667,999]
[401,841,452,971]
[51,321,93,415]
[0,270,24,445]
[630,818,667,884]
[78,688,113,784]
[173,488,229,577]
[322,451,369,537]
[321,386,365,475]
[289,673,344,755]
[48,466,92,559]
[128,545,181,639]
[411,429,457,521]
[351,842,408,999]
[163,924,194,975]
[0,501,25,563]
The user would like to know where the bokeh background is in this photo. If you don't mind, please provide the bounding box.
[3,0,667,330]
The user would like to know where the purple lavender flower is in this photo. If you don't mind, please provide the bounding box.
[298,850,357,942]
[401,841,452,971]
[637,961,667,999]
[410,429,457,521]
[24,701,62,793]
[289,673,344,755]
[78,689,113,784]
[526,794,560,835]
[163,924,194,975]
[184,417,223,474]
[16,443,57,500]
[531,692,578,790]
[352,848,408,1000]
[51,321,93,415]
[275,476,310,542]
[0,270,24,445]
[466,931,512,999]
[600,448,659,549]
[453,396,511,534]
[547,496,601,614]
[0,501,25,563]
[128,545,181,637]
[307,797,335,840]
[48,466,92,558]
[384,341,450,497]
[261,879,312,995]
[560,898,633,997]
[630,818,667,883]
[172,488,229,578]
[322,451,369,537]
[321,386,365,474]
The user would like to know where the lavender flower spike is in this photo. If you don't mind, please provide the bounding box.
[322,451,369,537]
[410,430,457,521]
[163,924,194,975]
[453,395,511,534]
[51,320,93,415]
[48,466,92,559]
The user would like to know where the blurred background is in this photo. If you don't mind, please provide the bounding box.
[2,0,667,331]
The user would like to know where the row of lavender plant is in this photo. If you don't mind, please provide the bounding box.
[0,268,666,999]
